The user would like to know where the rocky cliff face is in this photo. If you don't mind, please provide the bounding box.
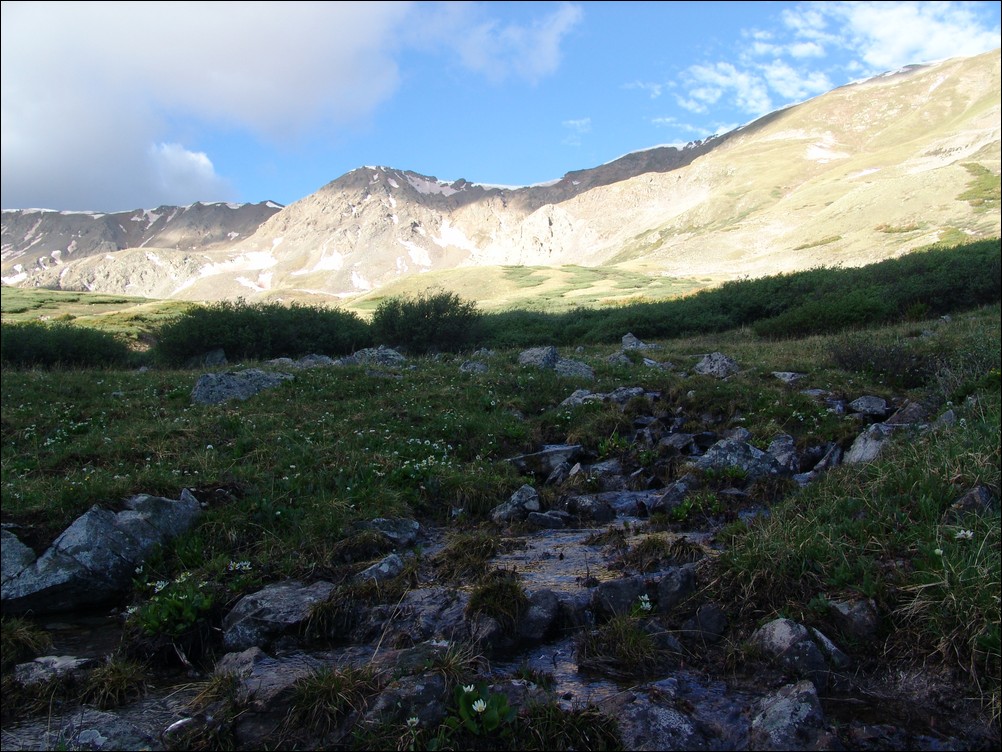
[2,49,999,304]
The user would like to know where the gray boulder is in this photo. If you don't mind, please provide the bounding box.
[191,368,294,405]
[2,492,200,615]
[518,589,561,642]
[222,580,336,651]
[849,395,889,417]
[518,346,559,369]
[491,484,541,523]
[554,357,596,380]
[748,680,828,751]
[768,434,800,474]
[356,553,405,584]
[694,438,784,480]
[361,517,421,548]
[844,423,895,464]
[591,575,647,618]
[772,371,806,385]
[508,444,583,477]
[1,529,36,586]
[459,360,489,374]
[694,352,739,378]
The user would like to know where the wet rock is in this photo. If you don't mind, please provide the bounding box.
[491,484,541,523]
[526,511,567,529]
[17,707,160,752]
[844,424,895,464]
[14,655,97,686]
[356,553,405,584]
[518,346,559,368]
[509,445,583,477]
[849,395,889,418]
[656,566,696,615]
[1,529,36,585]
[222,580,336,651]
[216,647,325,710]
[3,492,200,616]
[191,368,294,404]
[556,495,616,523]
[362,587,470,646]
[518,589,560,642]
[363,672,449,730]
[591,575,647,617]
[694,352,739,378]
[361,517,421,548]
[694,438,784,480]
[748,680,831,751]
[828,597,880,642]
[681,602,728,644]
[750,618,842,688]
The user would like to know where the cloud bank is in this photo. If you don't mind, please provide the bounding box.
[1,1,582,211]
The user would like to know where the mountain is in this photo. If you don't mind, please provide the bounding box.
[2,49,999,308]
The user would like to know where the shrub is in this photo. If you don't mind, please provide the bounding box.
[152,300,371,365]
[0,321,134,369]
[370,291,482,353]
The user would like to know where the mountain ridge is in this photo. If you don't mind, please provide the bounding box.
[2,49,998,308]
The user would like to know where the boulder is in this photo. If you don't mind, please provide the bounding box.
[693,352,739,378]
[748,680,828,751]
[508,445,583,477]
[490,484,541,523]
[844,424,895,464]
[848,395,889,418]
[191,368,294,405]
[2,492,200,616]
[694,438,784,480]
[222,580,336,651]
[518,346,559,369]
[345,345,406,366]
[554,357,595,380]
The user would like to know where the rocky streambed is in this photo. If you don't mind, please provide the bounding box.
[2,347,998,750]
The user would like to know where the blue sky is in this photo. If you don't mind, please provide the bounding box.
[2,1,999,212]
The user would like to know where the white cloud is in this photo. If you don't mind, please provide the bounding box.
[455,3,583,83]
[562,118,592,133]
[1,1,582,211]
[759,60,832,100]
[624,81,665,98]
[680,62,773,116]
[826,1,1002,71]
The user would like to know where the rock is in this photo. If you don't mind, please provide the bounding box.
[848,395,889,418]
[363,672,449,730]
[222,580,336,651]
[216,647,325,710]
[656,566,696,614]
[14,655,97,686]
[490,484,541,523]
[345,345,406,366]
[772,371,806,385]
[607,351,633,366]
[694,439,784,480]
[459,360,488,374]
[885,400,927,425]
[649,475,698,515]
[591,575,647,617]
[191,368,294,404]
[941,485,999,523]
[681,602,728,644]
[360,587,470,646]
[3,493,200,616]
[844,423,895,464]
[750,618,841,688]
[768,434,800,474]
[356,553,405,584]
[600,689,700,751]
[361,517,421,548]
[15,707,160,752]
[556,495,616,523]
[693,352,739,378]
[518,589,560,642]
[526,511,567,529]
[828,598,880,642]
[518,346,559,369]
[508,445,583,477]
[622,332,647,349]
[554,357,595,380]
[1,529,36,585]
[933,408,957,429]
[748,680,829,751]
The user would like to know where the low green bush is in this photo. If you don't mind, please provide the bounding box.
[0,321,135,369]
[370,290,483,353]
[152,300,370,365]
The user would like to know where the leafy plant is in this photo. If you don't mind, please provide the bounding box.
[371,290,483,353]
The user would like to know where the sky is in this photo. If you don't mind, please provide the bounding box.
[2,1,1000,213]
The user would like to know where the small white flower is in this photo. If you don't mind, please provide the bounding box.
[462,684,475,694]
[472,699,487,713]
[934,548,944,556]
[955,529,974,540]
[206,444,214,450]
[406,717,419,728]
[638,594,652,611]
